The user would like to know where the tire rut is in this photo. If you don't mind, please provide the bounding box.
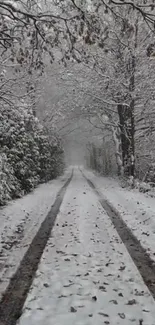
[0,171,73,325]
[82,171,155,301]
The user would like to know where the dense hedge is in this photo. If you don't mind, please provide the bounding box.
[0,104,64,205]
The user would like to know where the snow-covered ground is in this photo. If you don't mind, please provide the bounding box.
[84,169,155,263]
[18,169,155,325]
[0,169,72,300]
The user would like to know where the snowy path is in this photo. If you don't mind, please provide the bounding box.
[83,169,155,262]
[0,169,72,300]
[18,169,155,325]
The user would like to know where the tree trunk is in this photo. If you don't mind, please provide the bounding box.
[111,125,124,176]
[117,101,135,177]
[128,53,135,177]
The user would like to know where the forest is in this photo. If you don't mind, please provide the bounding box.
[1,0,155,205]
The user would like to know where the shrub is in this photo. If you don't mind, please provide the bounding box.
[0,104,64,205]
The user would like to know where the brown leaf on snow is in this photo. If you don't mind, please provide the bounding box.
[43,283,49,288]
[142,231,149,236]
[98,312,109,317]
[99,285,107,292]
[56,250,66,255]
[126,299,137,305]
[105,262,114,267]
[118,313,125,319]
[70,306,77,313]
[134,289,144,296]
[119,265,126,271]
[109,299,118,304]
[92,296,97,301]
[142,309,150,313]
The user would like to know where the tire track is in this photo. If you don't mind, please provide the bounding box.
[82,170,155,300]
[0,171,73,325]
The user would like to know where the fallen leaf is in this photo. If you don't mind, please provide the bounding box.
[118,313,125,319]
[43,283,49,288]
[99,285,107,292]
[70,306,77,313]
[92,296,97,301]
[98,312,109,317]
[109,299,118,304]
[56,250,65,255]
[126,299,137,305]
[142,309,150,313]
[142,232,149,236]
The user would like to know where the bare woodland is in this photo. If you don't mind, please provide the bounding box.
[1,0,155,204]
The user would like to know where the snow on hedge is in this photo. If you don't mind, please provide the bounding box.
[0,104,64,205]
